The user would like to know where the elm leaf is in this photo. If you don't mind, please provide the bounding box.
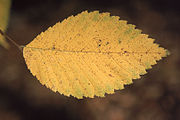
[23,11,169,99]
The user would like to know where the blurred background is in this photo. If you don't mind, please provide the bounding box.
[0,0,179,120]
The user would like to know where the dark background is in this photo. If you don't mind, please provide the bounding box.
[0,0,179,120]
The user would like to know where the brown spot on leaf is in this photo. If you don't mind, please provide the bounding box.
[106,42,109,45]
[109,74,113,77]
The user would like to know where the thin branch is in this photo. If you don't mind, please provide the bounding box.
[0,29,23,52]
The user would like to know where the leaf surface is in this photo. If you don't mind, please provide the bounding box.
[23,11,169,99]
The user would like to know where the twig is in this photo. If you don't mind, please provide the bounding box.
[0,29,23,52]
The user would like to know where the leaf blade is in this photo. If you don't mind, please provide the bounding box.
[23,11,169,99]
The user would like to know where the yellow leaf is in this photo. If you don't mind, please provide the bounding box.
[23,11,169,99]
[0,0,11,48]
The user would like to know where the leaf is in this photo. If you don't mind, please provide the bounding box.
[23,11,169,99]
[0,0,11,49]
